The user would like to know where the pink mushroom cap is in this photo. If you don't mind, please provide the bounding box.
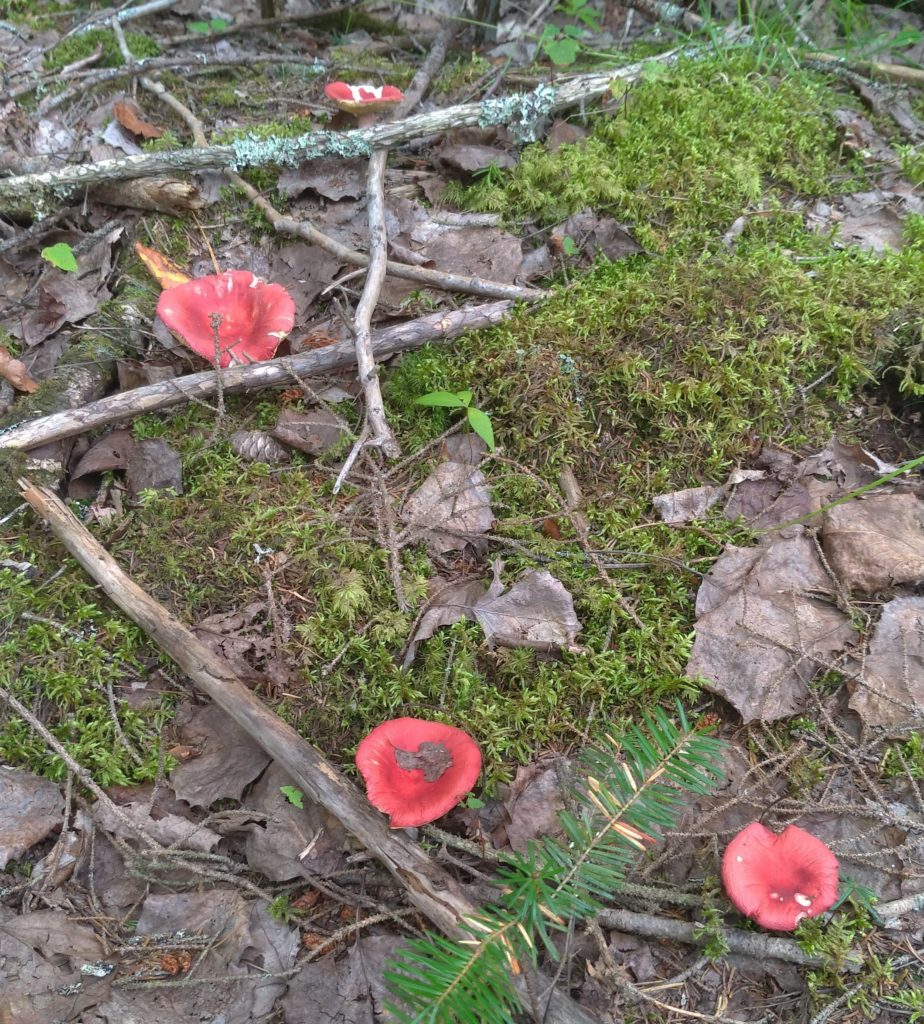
[324,82,404,117]
[356,717,482,828]
[722,822,840,931]
[156,270,296,368]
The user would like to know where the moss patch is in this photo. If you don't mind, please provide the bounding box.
[44,28,161,71]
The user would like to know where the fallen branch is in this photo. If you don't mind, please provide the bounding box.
[0,302,516,452]
[335,17,458,476]
[17,480,598,1024]
[0,59,671,209]
[597,908,864,971]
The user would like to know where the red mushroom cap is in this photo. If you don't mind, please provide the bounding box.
[323,82,404,117]
[722,822,840,931]
[355,717,481,828]
[156,270,295,368]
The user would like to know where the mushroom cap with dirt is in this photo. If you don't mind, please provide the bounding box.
[355,717,482,828]
[156,270,295,369]
[722,822,840,931]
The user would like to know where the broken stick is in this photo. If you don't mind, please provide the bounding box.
[0,301,514,452]
[18,480,598,1024]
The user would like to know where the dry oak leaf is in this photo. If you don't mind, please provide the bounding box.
[0,345,38,392]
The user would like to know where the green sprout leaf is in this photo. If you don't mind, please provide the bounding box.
[562,235,579,256]
[280,785,304,808]
[415,390,468,408]
[40,242,77,273]
[541,28,581,66]
[466,407,495,450]
[210,17,229,29]
[188,20,210,32]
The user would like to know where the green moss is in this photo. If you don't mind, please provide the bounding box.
[0,563,169,785]
[446,54,862,251]
[44,28,161,72]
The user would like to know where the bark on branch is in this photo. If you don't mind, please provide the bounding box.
[0,60,670,210]
[0,302,516,452]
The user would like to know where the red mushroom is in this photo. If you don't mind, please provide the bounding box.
[156,270,295,368]
[355,717,481,828]
[722,822,840,931]
[323,82,404,126]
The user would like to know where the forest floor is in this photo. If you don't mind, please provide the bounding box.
[1,0,924,1021]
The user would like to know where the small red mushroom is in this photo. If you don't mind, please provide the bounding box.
[323,82,404,127]
[722,822,840,931]
[156,270,295,368]
[355,717,481,828]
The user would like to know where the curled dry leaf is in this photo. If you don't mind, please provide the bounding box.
[113,98,164,139]
[0,346,38,392]
[134,241,191,290]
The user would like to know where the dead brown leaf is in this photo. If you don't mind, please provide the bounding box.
[475,564,582,651]
[823,492,924,594]
[687,532,857,721]
[113,98,164,139]
[272,407,349,456]
[0,908,113,1024]
[125,438,183,495]
[401,461,493,554]
[168,704,272,808]
[238,762,347,880]
[281,933,405,1024]
[501,756,568,852]
[0,768,64,869]
[550,209,643,263]
[0,345,37,392]
[848,596,924,733]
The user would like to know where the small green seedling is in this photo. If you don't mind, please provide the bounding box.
[415,389,495,450]
[539,0,602,65]
[188,17,229,33]
[280,785,304,808]
[41,243,77,273]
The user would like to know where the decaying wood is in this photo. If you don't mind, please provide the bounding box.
[0,301,515,452]
[18,480,599,1024]
[0,61,668,208]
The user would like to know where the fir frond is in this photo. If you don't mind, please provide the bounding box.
[385,909,525,1024]
[386,702,726,1023]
